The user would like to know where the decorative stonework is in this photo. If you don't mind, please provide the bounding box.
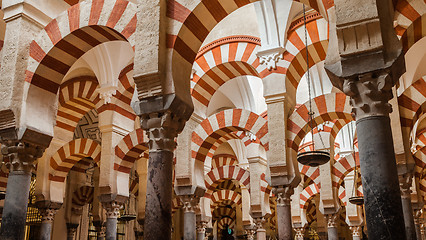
[141,111,185,153]
[1,140,44,173]
[294,227,305,240]
[274,186,293,207]
[66,223,79,238]
[254,217,266,230]
[342,72,394,120]
[350,226,362,237]
[414,209,423,226]
[181,195,199,213]
[399,173,413,199]
[39,208,58,223]
[97,85,118,104]
[245,228,256,240]
[196,221,207,234]
[325,213,338,228]
[258,50,283,70]
[102,201,123,219]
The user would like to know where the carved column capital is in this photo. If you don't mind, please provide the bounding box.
[181,195,199,213]
[349,225,362,237]
[274,186,293,206]
[414,209,423,226]
[93,221,106,238]
[39,208,58,223]
[399,173,413,199]
[342,72,394,120]
[1,140,44,173]
[254,217,266,230]
[244,228,256,240]
[325,213,338,228]
[66,223,79,238]
[294,227,305,240]
[196,221,208,234]
[141,111,185,152]
[102,201,123,219]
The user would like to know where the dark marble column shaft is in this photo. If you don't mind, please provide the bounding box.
[105,218,117,240]
[401,195,416,240]
[66,223,79,240]
[357,116,406,239]
[39,208,58,240]
[102,201,122,240]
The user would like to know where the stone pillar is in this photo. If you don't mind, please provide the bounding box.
[414,209,423,240]
[349,226,362,240]
[196,221,207,240]
[67,223,79,240]
[102,201,123,240]
[400,173,417,240]
[181,196,198,240]
[294,227,305,240]
[324,0,407,239]
[325,213,338,240]
[38,207,58,240]
[0,141,44,240]
[94,221,106,240]
[254,218,266,240]
[275,187,293,240]
[137,107,186,240]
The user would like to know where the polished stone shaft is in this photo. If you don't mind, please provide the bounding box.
[105,217,117,240]
[401,195,417,240]
[357,116,407,240]
[276,201,292,240]
[184,211,196,240]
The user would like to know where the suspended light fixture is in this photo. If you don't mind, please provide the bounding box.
[296,5,330,167]
[347,122,364,205]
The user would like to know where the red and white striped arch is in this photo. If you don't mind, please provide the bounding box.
[205,165,250,198]
[213,207,236,220]
[283,17,329,97]
[168,0,333,102]
[210,189,242,211]
[192,109,268,164]
[72,185,94,206]
[300,183,320,209]
[399,77,426,140]
[192,36,262,114]
[332,153,360,188]
[260,173,272,196]
[394,0,426,51]
[26,0,137,95]
[212,154,238,169]
[114,128,149,174]
[300,164,320,185]
[217,216,235,230]
[49,138,101,182]
[55,76,101,141]
[287,92,352,153]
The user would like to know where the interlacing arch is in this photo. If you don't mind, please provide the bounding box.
[204,165,250,198]
[287,92,353,154]
[210,190,242,211]
[49,138,101,182]
[192,36,261,113]
[114,128,149,174]
[192,109,268,164]
[167,0,333,101]
[299,183,320,209]
[282,16,329,98]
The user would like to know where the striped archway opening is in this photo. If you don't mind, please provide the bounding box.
[210,189,242,211]
[204,165,250,198]
[212,154,238,169]
[114,128,149,174]
[332,153,360,188]
[394,0,426,52]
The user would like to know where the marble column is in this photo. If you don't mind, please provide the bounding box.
[275,187,293,240]
[324,0,407,239]
[38,207,58,240]
[94,221,106,240]
[414,209,423,240]
[294,227,305,240]
[102,201,123,240]
[182,195,198,240]
[349,226,362,240]
[400,173,417,240]
[138,108,185,240]
[196,221,207,240]
[325,213,338,240]
[67,223,79,240]
[0,141,44,240]
[254,218,267,240]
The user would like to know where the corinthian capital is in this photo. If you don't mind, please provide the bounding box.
[325,213,338,228]
[274,186,293,206]
[1,140,44,173]
[102,201,123,219]
[398,172,413,199]
[181,195,199,213]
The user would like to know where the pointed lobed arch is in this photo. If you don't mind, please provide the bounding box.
[192,109,268,164]
[287,92,353,154]
[23,0,137,136]
[114,128,149,174]
[168,0,333,105]
[204,165,250,198]
[49,138,101,182]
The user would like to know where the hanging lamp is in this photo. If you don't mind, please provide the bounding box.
[296,5,330,167]
[347,122,364,205]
